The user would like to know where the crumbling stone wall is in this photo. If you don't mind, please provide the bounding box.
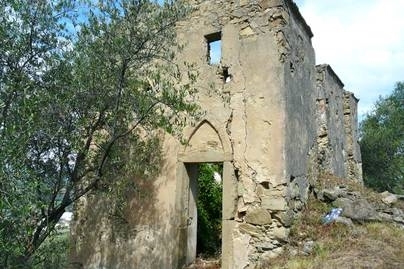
[71,1,363,269]
[343,91,363,182]
[315,64,362,182]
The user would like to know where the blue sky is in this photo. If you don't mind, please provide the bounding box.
[294,0,404,119]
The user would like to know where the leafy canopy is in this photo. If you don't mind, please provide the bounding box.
[359,82,404,194]
[0,0,197,267]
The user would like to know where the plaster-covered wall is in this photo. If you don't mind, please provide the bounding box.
[175,1,293,267]
[70,133,183,269]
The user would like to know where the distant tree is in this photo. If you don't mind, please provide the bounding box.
[0,0,197,267]
[359,82,403,194]
[197,163,222,257]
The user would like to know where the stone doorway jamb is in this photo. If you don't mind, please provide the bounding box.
[175,119,236,269]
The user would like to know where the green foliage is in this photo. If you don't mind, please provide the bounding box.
[0,0,197,266]
[32,231,69,269]
[360,82,404,194]
[197,163,222,257]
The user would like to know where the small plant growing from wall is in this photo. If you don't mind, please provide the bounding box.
[196,163,223,257]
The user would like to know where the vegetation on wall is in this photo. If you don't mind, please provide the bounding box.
[359,82,404,194]
[197,163,223,257]
[0,0,198,267]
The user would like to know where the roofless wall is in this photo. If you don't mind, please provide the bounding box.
[70,1,362,268]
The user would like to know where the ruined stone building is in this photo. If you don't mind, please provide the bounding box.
[71,0,362,268]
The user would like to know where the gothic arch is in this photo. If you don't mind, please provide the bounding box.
[178,119,232,162]
[175,118,236,267]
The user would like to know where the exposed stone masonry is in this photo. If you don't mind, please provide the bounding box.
[315,64,362,182]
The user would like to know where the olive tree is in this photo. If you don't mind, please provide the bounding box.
[360,82,403,194]
[0,0,197,267]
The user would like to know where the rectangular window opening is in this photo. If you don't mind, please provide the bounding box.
[205,32,222,65]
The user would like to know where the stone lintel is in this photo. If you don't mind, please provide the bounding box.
[178,151,232,162]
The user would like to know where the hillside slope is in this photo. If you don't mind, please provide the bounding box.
[264,174,404,269]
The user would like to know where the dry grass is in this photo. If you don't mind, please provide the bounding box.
[266,194,404,269]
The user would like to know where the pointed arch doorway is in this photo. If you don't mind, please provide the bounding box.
[176,120,236,269]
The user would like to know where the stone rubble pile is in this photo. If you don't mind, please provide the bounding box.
[314,186,404,226]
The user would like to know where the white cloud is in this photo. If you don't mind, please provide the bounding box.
[296,0,404,118]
